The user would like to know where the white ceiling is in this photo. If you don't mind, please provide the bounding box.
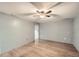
[0,2,79,23]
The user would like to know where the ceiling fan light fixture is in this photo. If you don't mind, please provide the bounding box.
[40,15,45,18]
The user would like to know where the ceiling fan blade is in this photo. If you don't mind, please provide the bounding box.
[46,10,52,14]
[46,15,50,17]
[36,10,40,13]
[18,13,36,16]
[48,2,63,9]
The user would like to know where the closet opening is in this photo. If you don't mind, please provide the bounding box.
[34,23,40,45]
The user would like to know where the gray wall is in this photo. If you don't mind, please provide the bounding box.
[73,16,79,51]
[40,19,73,44]
[0,12,79,53]
[0,14,34,53]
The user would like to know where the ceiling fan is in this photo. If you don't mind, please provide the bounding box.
[18,2,63,19]
[0,2,63,20]
[36,10,52,17]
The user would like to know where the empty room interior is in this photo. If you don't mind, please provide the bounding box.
[0,2,79,57]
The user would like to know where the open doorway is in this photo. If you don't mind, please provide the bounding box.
[34,23,40,45]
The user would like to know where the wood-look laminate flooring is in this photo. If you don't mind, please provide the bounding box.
[0,40,79,57]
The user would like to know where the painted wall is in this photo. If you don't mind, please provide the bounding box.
[40,19,73,44]
[73,16,79,51]
[0,14,34,53]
